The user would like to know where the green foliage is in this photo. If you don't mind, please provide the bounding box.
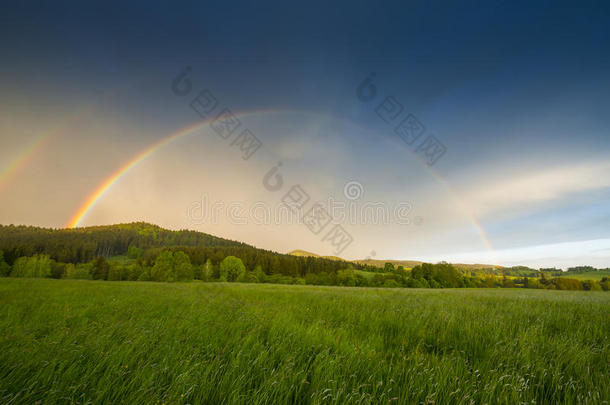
[0,223,350,279]
[382,279,400,288]
[410,262,461,288]
[108,263,132,281]
[336,269,356,286]
[197,259,213,281]
[137,268,151,281]
[174,251,194,281]
[150,251,173,281]
[10,255,52,278]
[554,277,584,291]
[63,263,92,280]
[91,256,110,280]
[0,251,10,277]
[127,245,143,259]
[219,256,246,282]
[1,224,608,292]
[253,264,266,283]
[383,262,395,272]
[559,269,610,281]
[151,250,194,282]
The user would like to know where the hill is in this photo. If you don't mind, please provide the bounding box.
[354,259,422,269]
[292,252,501,272]
[288,250,344,261]
[0,223,349,277]
[558,269,610,281]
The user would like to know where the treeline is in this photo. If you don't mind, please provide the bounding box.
[0,223,349,277]
[0,223,608,291]
[1,250,609,291]
[464,265,610,279]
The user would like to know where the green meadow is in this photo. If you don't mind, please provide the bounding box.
[558,269,610,281]
[0,279,608,404]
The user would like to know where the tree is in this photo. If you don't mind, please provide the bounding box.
[91,256,109,280]
[384,262,395,273]
[305,272,319,285]
[554,277,583,291]
[199,259,213,281]
[0,251,10,277]
[10,255,52,278]
[254,264,266,283]
[220,256,246,282]
[371,274,385,287]
[108,264,126,281]
[150,250,194,282]
[337,269,356,286]
[50,261,66,279]
[151,251,174,282]
[64,263,92,279]
[173,251,194,281]
[383,279,400,288]
[127,245,142,259]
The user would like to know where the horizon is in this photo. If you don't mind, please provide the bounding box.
[1,1,610,268]
[1,221,606,272]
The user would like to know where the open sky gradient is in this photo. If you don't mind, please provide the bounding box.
[1,0,609,268]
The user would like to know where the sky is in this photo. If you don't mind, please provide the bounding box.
[1,0,609,268]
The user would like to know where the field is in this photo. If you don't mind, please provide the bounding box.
[559,270,610,281]
[0,279,608,404]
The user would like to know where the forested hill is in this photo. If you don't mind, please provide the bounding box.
[0,222,347,276]
[0,223,244,262]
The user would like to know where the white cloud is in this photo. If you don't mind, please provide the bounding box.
[460,161,610,218]
[414,238,610,269]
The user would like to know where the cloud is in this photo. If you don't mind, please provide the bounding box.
[415,238,610,269]
[460,161,610,218]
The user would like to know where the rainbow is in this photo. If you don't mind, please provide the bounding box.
[0,135,51,193]
[426,168,496,260]
[65,110,495,262]
[0,94,123,195]
[65,110,270,228]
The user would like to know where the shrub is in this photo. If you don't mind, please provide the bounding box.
[91,257,110,280]
[64,263,92,280]
[383,279,400,288]
[554,278,584,291]
[0,251,11,277]
[10,255,52,278]
[150,250,194,282]
[127,245,142,259]
[108,264,130,281]
[220,256,246,282]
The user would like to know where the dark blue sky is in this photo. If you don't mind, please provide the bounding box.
[3,1,609,109]
[1,1,609,267]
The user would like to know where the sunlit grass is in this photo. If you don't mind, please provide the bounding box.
[0,279,608,404]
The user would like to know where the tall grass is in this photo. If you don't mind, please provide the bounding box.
[0,279,608,404]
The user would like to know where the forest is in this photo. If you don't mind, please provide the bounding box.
[1,223,608,291]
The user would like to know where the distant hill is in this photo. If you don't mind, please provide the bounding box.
[288,250,345,261]
[0,223,502,276]
[356,259,501,271]
[0,223,350,273]
[354,259,422,269]
[289,250,501,271]
[558,269,610,281]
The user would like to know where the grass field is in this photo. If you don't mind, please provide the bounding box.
[559,270,610,281]
[0,279,608,404]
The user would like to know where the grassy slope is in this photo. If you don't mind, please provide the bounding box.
[559,269,610,281]
[288,250,344,261]
[354,259,501,271]
[0,279,608,404]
